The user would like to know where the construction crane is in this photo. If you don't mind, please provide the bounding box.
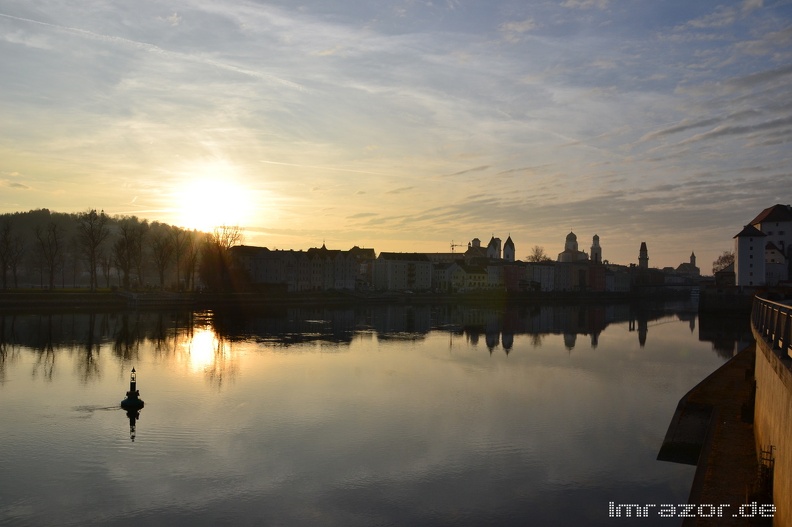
[450,240,466,253]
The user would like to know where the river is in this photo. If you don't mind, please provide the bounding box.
[0,301,751,526]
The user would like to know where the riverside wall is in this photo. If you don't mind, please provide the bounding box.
[752,297,792,527]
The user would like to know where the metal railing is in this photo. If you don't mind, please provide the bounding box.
[752,295,792,359]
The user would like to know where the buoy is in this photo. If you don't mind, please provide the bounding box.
[120,367,145,410]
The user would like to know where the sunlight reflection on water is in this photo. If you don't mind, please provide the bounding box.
[0,304,750,526]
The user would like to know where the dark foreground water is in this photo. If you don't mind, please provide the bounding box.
[0,302,751,526]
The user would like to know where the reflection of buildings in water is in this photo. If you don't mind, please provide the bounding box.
[485,330,499,352]
[0,302,738,367]
[374,305,433,337]
[628,313,649,348]
[563,332,577,350]
[698,313,753,359]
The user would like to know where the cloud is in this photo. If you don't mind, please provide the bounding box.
[166,12,182,27]
[677,115,792,145]
[441,165,490,178]
[386,186,414,194]
[3,180,30,190]
[678,5,739,29]
[742,0,763,13]
[347,212,378,219]
[499,18,536,43]
[560,0,610,10]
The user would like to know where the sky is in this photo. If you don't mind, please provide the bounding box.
[1,0,791,270]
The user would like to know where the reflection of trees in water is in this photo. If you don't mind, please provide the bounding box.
[202,333,238,388]
[113,312,143,362]
[76,312,101,383]
[31,314,56,381]
[0,301,744,369]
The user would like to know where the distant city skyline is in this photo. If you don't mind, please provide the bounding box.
[1,1,790,270]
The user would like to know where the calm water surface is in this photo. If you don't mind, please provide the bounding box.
[0,303,750,526]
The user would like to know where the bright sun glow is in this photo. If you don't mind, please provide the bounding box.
[187,328,221,372]
[174,162,254,232]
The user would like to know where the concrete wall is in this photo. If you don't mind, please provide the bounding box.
[753,328,792,527]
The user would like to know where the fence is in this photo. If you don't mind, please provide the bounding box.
[752,296,792,359]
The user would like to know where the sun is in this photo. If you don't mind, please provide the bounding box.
[173,162,254,232]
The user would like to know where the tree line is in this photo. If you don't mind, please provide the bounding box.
[0,208,242,291]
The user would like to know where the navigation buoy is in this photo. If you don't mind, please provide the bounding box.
[120,367,145,410]
[121,367,144,441]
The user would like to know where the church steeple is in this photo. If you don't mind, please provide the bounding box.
[639,242,648,270]
[591,234,602,263]
[503,235,515,262]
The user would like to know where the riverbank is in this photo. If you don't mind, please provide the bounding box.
[658,343,771,526]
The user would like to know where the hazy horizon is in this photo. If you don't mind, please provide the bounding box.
[1,0,790,269]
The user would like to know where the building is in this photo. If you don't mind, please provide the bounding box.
[734,225,766,287]
[590,235,602,264]
[373,252,433,291]
[229,244,374,292]
[486,236,502,260]
[748,204,792,284]
[503,236,515,263]
[749,204,792,261]
[675,252,700,277]
[765,242,787,286]
[638,242,648,270]
[557,232,589,262]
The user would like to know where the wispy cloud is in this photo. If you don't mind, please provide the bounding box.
[0,0,790,268]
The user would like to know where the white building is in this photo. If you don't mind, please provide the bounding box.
[734,225,766,287]
[749,204,791,285]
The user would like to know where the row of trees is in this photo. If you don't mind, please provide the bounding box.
[0,208,243,291]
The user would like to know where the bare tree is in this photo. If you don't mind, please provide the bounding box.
[150,225,174,289]
[34,222,64,289]
[8,235,25,288]
[526,245,552,262]
[113,217,147,289]
[76,209,111,290]
[198,226,244,291]
[171,226,189,291]
[0,218,13,289]
[212,225,243,250]
[100,251,113,288]
[712,250,735,274]
[0,217,26,289]
[182,231,200,291]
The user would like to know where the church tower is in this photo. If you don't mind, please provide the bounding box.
[564,232,578,252]
[487,236,502,260]
[639,242,648,270]
[690,252,696,268]
[591,235,602,264]
[503,236,515,262]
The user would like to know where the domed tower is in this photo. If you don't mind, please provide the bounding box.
[503,236,515,262]
[591,235,602,264]
[639,242,649,270]
[564,232,578,252]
